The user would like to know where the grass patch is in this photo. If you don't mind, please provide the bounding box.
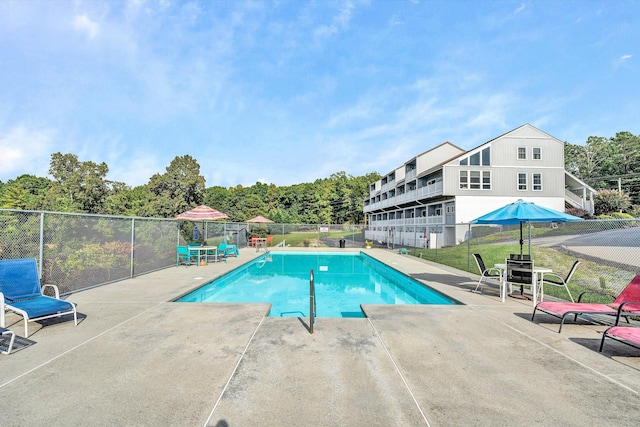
[269,230,363,247]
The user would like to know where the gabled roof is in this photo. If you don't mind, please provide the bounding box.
[417,152,469,178]
[408,141,465,163]
[444,123,564,165]
[483,123,563,145]
[381,124,571,182]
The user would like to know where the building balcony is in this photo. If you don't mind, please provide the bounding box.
[364,181,443,213]
[565,188,593,213]
[368,215,444,228]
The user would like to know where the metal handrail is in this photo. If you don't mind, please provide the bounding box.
[309,269,316,334]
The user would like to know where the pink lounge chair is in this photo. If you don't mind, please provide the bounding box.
[600,325,640,353]
[531,274,640,333]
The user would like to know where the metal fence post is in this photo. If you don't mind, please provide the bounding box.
[467,223,471,271]
[39,212,45,279]
[130,218,135,278]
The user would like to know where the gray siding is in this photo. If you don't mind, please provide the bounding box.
[443,124,565,198]
[492,137,562,168]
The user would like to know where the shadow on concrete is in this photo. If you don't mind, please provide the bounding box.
[1,333,36,353]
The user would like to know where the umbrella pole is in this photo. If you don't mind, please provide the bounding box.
[519,221,524,255]
[519,221,524,295]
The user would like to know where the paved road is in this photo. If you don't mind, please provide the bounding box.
[532,228,640,269]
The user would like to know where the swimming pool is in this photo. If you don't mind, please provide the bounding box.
[177,251,458,318]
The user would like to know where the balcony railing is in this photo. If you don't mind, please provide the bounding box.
[564,188,592,212]
[368,215,444,228]
[364,181,443,212]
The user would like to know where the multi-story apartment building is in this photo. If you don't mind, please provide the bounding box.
[363,124,596,248]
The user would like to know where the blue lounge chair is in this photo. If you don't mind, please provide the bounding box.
[0,258,78,338]
[1,327,15,354]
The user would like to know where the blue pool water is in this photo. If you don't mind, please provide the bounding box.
[177,251,458,318]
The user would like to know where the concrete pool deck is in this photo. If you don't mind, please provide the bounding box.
[1,248,639,426]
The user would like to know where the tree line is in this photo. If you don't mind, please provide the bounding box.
[1,130,638,222]
[0,153,380,224]
[565,131,640,217]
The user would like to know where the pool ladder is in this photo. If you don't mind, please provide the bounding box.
[309,269,316,334]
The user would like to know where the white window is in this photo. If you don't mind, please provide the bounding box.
[518,173,527,190]
[518,147,527,160]
[459,171,468,189]
[446,205,455,213]
[533,147,541,160]
[482,171,491,189]
[533,173,542,191]
[460,170,490,190]
[470,171,481,189]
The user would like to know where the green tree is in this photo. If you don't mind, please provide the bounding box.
[0,174,52,210]
[204,185,231,213]
[0,183,29,209]
[48,153,111,213]
[347,172,380,223]
[593,189,631,215]
[329,172,350,224]
[146,155,205,218]
[566,132,640,204]
[104,184,153,216]
[234,193,267,222]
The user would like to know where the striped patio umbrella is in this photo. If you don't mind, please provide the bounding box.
[175,205,229,221]
[247,215,274,223]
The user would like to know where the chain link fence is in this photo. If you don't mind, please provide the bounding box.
[4,207,637,302]
[0,209,367,295]
[0,210,179,295]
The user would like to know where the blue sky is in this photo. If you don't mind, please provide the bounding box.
[1,1,638,188]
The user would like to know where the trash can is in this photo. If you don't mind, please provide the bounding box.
[339,239,345,248]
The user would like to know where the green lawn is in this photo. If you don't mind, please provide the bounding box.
[269,229,363,247]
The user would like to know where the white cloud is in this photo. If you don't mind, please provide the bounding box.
[463,94,510,130]
[514,3,526,14]
[0,126,55,180]
[111,156,161,187]
[314,1,355,38]
[73,14,100,39]
[614,54,632,69]
[328,100,377,127]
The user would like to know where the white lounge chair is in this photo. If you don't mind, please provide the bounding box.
[1,327,15,354]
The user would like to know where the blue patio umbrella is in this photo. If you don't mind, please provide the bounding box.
[193,225,199,241]
[470,199,583,254]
